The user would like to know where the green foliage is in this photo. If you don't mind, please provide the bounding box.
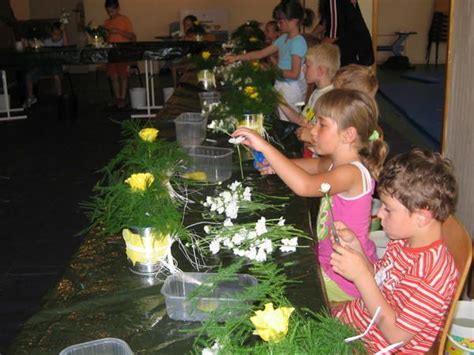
[82,120,188,237]
[219,61,282,116]
[191,52,221,71]
[86,23,107,40]
[190,262,366,354]
[231,20,267,52]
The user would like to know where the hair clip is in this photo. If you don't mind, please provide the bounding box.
[369,130,380,141]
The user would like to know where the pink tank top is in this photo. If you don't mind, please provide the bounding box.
[316,161,377,298]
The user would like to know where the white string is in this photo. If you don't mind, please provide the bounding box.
[344,306,381,343]
[375,341,404,354]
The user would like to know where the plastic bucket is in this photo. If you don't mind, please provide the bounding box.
[163,87,174,103]
[130,87,146,109]
[445,300,474,354]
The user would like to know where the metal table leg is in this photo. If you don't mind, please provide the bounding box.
[131,60,163,119]
[0,70,27,122]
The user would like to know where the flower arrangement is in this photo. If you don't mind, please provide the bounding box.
[192,51,221,71]
[85,21,107,41]
[219,61,281,117]
[230,20,266,52]
[191,262,367,354]
[199,216,306,262]
[201,180,287,221]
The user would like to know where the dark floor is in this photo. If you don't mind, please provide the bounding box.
[0,68,437,353]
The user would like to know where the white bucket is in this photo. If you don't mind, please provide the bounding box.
[163,87,174,103]
[446,300,474,354]
[130,88,146,109]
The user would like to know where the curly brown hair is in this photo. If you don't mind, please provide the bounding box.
[378,149,457,222]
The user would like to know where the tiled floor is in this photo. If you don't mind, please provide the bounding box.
[0,69,438,353]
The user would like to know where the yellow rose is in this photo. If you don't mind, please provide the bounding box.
[138,128,159,142]
[201,51,211,60]
[125,173,155,192]
[249,36,257,43]
[244,86,259,99]
[251,60,260,69]
[250,303,294,343]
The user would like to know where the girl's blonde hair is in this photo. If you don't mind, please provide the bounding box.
[306,43,341,80]
[315,88,388,179]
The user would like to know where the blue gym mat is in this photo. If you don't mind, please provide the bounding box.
[378,66,445,145]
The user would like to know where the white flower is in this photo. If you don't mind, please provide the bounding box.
[225,201,239,219]
[231,232,245,246]
[207,121,216,129]
[202,341,221,355]
[217,206,225,214]
[243,186,252,201]
[255,217,267,236]
[220,190,233,203]
[255,247,268,262]
[229,181,241,191]
[248,231,257,240]
[259,238,273,253]
[280,237,298,253]
[228,136,246,145]
[223,218,233,227]
[320,182,331,194]
[278,217,286,226]
[209,239,221,255]
[245,247,257,260]
[233,248,246,256]
[223,238,234,248]
[204,225,211,234]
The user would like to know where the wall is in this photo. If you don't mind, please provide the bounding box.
[83,0,317,41]
[377,0,447,64]
[10,0,29,19]
[443,0,474,238]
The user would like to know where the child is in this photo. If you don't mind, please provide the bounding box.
[103,0,136,109]
[331,149,458,353]
[333,64,378,98]
[233,89,388,301]
[264,20,281,67]
[182,14,198,37]
[285,43,340,157]
[24,22,68,108]
[225,0,313,122]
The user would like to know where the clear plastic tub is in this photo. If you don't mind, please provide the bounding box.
[183,146,233,182]
[198,91,221,115]
[160,272,258,322]
[59,338,133,355]
[174,112,207,147]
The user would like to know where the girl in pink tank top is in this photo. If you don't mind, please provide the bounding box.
[232,89,388,301]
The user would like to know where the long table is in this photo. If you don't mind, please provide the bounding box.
[0,40,217,121]
[8,77,327,354]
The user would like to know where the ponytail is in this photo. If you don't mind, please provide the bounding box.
[359,125,389,180]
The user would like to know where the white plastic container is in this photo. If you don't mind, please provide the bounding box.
[183,146,233,183]
[174,112,207,147]
[59,338,133,355]
[161,272,258,322]
[446,300,474,354]
[130,87,146,109]
[163,87,174,103]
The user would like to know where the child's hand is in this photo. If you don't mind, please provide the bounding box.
[332,221,363,253]
[295,126,314,144]
[224,54,239,64]
[330,244,371,282]
[232,128,268,152]
[258,163,276,175]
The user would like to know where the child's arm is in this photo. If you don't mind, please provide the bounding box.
[108,27,136,41]
[331,230,415,345]
[224,44,278,64]
[281,54,303,80]
[233,128,356,197]
[278,103,306,126]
